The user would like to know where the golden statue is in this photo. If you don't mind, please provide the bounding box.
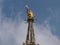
[27,10,34,19]
[25,5,34,19]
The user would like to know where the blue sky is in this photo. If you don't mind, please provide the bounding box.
[0,0,60,45]
[2,0,60,37]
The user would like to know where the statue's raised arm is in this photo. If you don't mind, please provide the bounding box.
[25,5,34,19]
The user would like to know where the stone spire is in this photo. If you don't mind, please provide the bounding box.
[23,5,39,45]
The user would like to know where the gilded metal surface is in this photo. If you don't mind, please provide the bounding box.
[27,10,34,19]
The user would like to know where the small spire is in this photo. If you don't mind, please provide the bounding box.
[23,5,39,45]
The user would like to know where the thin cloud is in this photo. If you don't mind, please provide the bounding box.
[0,7,60,45]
